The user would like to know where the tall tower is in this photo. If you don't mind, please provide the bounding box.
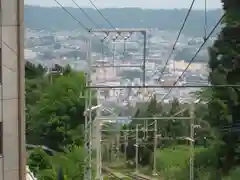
[0,0,25,179]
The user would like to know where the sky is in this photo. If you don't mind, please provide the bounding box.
[25,0,222,9]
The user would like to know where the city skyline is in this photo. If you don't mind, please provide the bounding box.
[25,0,222,9]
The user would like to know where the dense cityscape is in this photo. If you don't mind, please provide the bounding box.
[25,27,214,105]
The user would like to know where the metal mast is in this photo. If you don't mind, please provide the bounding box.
[84,39,93,180]
[153,118,157,175]
[189,105,195,180]
[84,28,148,180]
[135,124,139,173]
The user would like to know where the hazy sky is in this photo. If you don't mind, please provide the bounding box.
[25,0,222,9]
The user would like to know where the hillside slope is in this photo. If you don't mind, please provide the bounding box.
[24,5,223,36]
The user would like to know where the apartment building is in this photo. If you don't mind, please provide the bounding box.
[0,0,25,180]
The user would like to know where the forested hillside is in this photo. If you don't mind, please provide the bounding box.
[24,5,222,36]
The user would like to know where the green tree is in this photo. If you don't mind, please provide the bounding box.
[208,0,240,175]
[28,148,52,176]
[27,71,86,150]
[63,65,72,76]
[37,146,85,180]
[25,61,46,79]
[25,62,50,138]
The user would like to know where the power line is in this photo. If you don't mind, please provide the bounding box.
[2,0,110,73]
[126,3,217,111]
[1,0,92,72]
[53,0,91,32]
[88,0,116,30]
[87,0,126,40]
[71,0,104,31]
[124,0,197,108]
[157,0,196,82]
[160,13,225,102]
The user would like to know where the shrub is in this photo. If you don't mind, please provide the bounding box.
[27,148,51,175]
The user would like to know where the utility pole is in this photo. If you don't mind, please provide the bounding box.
[124,131,128,161]
[153,118,157,175]
[189,105,195,180]
[144,119,147,140]
[100,39,104,60]
[106,142,109,162]
[50,67,53,84]
[112,38,116,63]
[116,133,120,161]
[123,39,126,59]
[146,119,148,140]
[84,29,147,180]
[111,139,114,161]
[135,124,139,173]
[95,120,101,180]
[84,39,92,180]
[95,90,102,180]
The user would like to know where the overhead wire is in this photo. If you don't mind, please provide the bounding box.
[159,13,225,102]
[2,0,216,112]
[68,0,126,109]
[88,0,116,30]
[86,0,134,105]
[71,0,104,32]
[157,0,196,82]
[88,0,126,40]
[124,0,197,111]
[126,1,220,118]
[53,0,91,32]
[55,0,115,41]
[2,0,108,73]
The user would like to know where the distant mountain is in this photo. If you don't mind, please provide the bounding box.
[24,5,223,36]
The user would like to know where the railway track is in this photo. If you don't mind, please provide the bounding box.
[107,173,149,180]
[103,166,155,180]
[107,172,123,179]
[125,173,150,180]
[102,167,127,179]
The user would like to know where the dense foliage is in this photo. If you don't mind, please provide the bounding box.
[37,146,85,180]
[207,0,240,176]
[120,97,208,167]
[26,62,88,179]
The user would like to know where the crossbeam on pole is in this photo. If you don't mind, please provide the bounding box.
[91,28,147,33]
[86,84,240,88]
[100,136,194,142]
[101,129,157,132]
[92,64,143,68]
[96,116,191,120]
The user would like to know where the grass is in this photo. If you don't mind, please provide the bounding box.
[104,145,240,180]
[105,146,207,179]
[156,145,206,180]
